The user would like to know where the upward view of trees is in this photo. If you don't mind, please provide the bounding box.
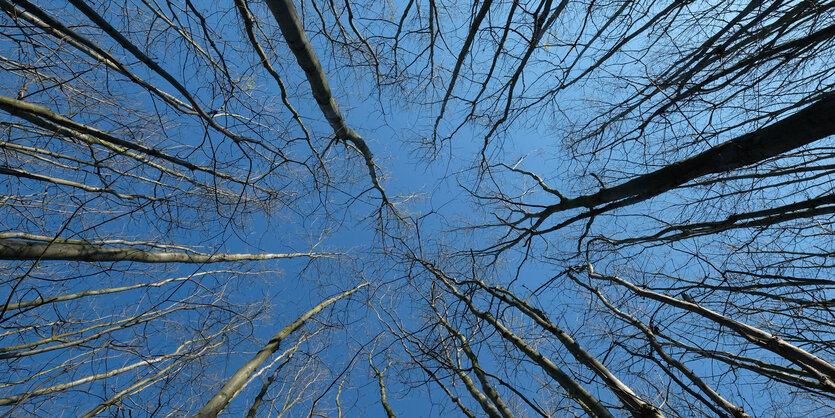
[1,0,833,416]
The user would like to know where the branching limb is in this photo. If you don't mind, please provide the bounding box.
[195,282,367,417]
[0,238,331,263]
[263,0,391,206]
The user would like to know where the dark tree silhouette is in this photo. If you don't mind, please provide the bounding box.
[1,0,833,416]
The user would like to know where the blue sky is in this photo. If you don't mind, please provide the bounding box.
[1,0,833,416]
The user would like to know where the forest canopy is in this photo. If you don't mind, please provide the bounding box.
[1,0,834,416]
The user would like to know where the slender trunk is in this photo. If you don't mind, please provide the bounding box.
[263,0,388,203]
[475,282,661,417]
[0,239,325,263]
[549,93,835,213]
[369,357,397,418]
[425,263,613,417]
[583,265,835,392]
[570,275,750,418]
[195,283,367,417]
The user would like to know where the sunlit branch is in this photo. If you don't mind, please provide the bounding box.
[195,282,367,417]
[424,262,614,417]
[579,264,835,393]
[568,273,750,418]
[0,238,330,263]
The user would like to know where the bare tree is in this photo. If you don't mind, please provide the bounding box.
[1,0,834,416]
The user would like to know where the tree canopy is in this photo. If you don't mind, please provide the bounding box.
[1,0,834,416]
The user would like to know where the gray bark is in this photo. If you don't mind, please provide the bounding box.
[195,283,367,417]
[263,0,389,203]
[0,239,326,263]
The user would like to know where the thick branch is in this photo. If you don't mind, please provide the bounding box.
[569,275,749,418]
[195,283,367,417]
[545,93,835,214]
[473,281,661,417]
[369,356,397,418]
[0,239,328,263]
[583,265,835,392]
[434,308,514,418]
[263,0,389,204]
[425,263,613,417]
